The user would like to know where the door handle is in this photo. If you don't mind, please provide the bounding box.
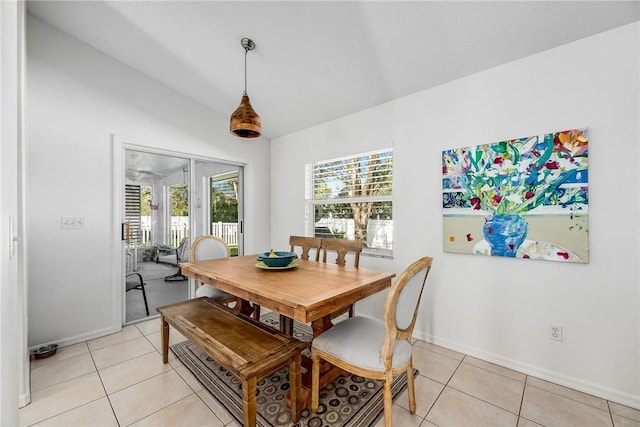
[9,216,17,259]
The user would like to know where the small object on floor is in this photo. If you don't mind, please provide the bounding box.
[164,272,187,282]
[32,344,58,359]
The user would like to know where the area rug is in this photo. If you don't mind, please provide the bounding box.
[171,312,416,427]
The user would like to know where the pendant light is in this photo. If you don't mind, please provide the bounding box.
[230,38,261,138]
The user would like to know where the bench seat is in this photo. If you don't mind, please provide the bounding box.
[157,297,306,427]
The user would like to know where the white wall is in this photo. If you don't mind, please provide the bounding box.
[26,16,271,347]
[271,23,640,407]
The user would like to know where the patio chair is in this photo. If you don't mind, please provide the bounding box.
[125,272,149,316]
[160,237,189,282]
[311,256,433,427]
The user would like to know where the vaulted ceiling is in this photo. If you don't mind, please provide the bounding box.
[28,1,639,139]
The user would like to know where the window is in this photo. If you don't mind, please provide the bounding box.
[306,148,393,257]
[125,184,142,247]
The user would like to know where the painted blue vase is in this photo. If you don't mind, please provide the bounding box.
[483,214,528,257]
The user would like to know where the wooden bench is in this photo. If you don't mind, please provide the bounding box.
[157,297,307,427]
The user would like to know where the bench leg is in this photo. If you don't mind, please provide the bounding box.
[289,352,302,423]
[161,315,169,364]
[242,376,257,427]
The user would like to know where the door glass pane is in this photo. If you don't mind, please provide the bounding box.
[193,160,243,257]
[124,150,189,323]
[210,172,240,256]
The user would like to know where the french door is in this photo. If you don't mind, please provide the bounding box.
[122,146,244,324]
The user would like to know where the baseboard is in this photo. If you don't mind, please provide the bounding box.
[29,325,122,353]
[413,330,640,411]
[18,392,30,408]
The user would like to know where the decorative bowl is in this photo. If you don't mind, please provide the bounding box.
[257,251,298,267]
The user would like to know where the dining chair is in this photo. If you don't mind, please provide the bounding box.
[311,256,433,427]
[281,237,362,334]
[321,238,363,318]
[289,235,322,261]
[190,235,238,308]
[279,236,324,333]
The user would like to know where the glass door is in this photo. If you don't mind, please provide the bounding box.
[123,149,244,324]
[124,149,190,323]
[192,160,243,257]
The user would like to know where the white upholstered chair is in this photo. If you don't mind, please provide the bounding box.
[190,235,236,305]
[311,256,433,427]
[190,235,261,319]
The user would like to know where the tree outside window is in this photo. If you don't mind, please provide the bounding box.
[308,149,393,256]
[210,175,239,223]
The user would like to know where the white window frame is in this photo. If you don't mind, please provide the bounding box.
[305,148,393,257]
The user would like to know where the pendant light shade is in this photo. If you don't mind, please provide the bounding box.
[230,38,261,138]
[230,94,261,138]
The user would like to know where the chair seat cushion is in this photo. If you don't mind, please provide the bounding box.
[195,284,234,301]
[312,316,412,372]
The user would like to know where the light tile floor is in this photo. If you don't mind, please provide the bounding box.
[20,317,640,427]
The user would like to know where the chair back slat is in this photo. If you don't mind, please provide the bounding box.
[289,236,322,261]
[321,238,362,267]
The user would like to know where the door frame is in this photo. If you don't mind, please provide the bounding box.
[112,137,245,325]
[1,0,29,418]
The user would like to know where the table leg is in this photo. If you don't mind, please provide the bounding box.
[311,315,333,338]
[237,298,255,317]
[160,315,169,364]
[289,353,302,423]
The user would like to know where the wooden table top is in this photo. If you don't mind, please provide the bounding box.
[180,255,395,324]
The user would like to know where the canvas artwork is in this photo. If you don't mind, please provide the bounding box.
[442,128,589,263]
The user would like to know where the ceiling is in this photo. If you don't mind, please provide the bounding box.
[28,1,639,140]
[125,150,188,184]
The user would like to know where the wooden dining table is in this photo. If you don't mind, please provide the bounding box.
[179,254,396,402]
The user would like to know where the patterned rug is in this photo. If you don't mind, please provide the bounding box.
[171,312,416,427]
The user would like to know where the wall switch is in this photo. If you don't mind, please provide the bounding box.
[61,217,85,230]
[549,324,563,341]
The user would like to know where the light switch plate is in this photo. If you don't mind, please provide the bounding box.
[61,217,85,230]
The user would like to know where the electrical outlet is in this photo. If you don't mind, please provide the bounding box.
[549,324,563,341]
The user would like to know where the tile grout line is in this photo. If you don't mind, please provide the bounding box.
[460,355,527,383]
[25,343,120,426]
[518,375,528,419]
[525,381,613,414]
[420,352,466,424]
[606,400,616,426]
[191,388,228,426]
[439,355,526,419]
[88,336,122,427]
[91,326,185,426]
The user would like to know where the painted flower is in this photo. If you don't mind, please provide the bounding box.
[442,128,588,215]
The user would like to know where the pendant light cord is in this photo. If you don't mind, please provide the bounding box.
[243,47,248,96]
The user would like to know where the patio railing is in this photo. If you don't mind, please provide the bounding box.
[136,217,238,248]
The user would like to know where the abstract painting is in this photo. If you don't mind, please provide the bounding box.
[442,128,589,263]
